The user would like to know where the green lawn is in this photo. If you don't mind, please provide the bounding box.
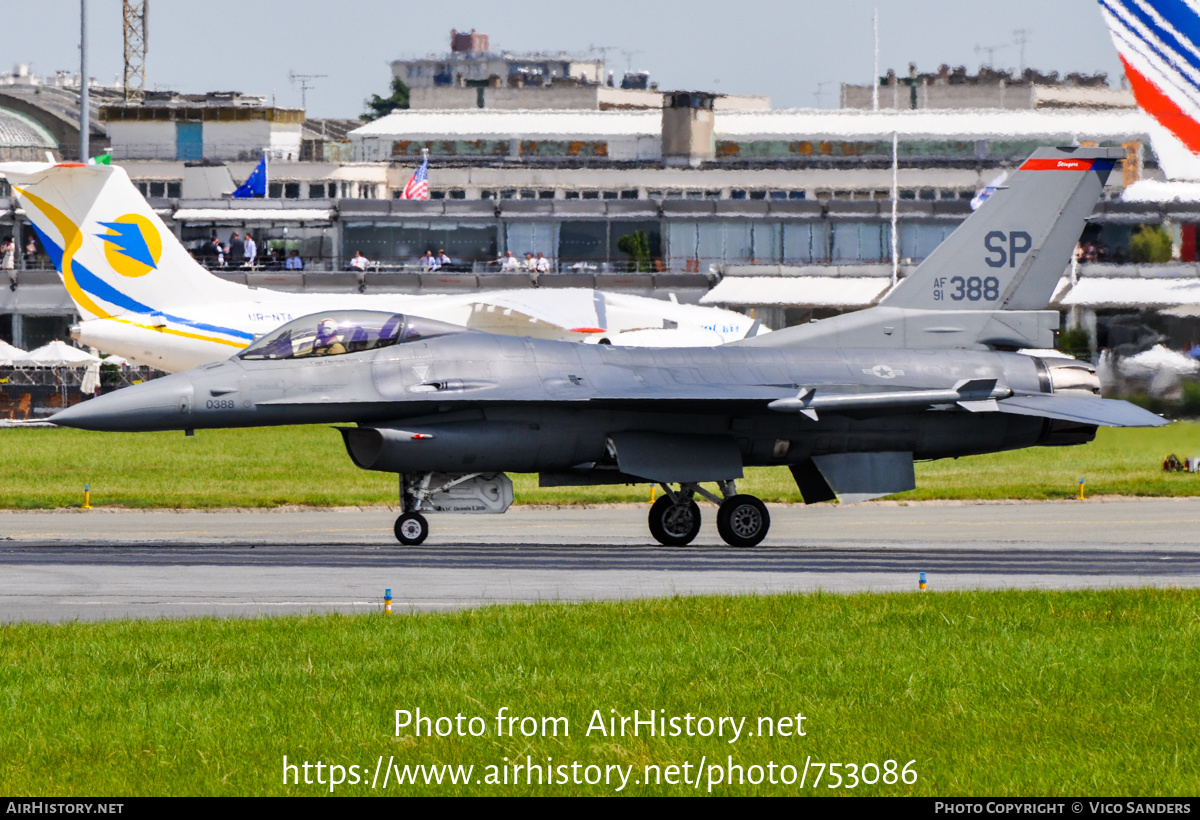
[0,590,1195,796]
[2,422,1198,509]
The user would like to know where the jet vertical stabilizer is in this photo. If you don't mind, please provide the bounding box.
[737,146,1121,351]
[880,146,1121,311]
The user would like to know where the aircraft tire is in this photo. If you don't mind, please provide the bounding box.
[394,512,429,546]
[648,496,702,546]
[716,495,770,548]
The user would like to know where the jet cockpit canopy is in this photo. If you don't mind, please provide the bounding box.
[238,311,463,360]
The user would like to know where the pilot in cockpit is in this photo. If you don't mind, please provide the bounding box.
[312,318,347,356]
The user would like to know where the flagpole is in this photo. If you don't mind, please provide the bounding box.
[80,0,89,161]
[891,130,899,287]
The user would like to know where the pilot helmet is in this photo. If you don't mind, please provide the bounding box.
[316,318,339,342]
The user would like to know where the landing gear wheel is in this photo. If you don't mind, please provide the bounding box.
[716,495,770,548]
[394,512,429,545]
[648,495,702,546]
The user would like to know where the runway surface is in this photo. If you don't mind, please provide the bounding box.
[2,498,1198,622]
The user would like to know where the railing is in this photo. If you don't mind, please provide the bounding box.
[109,144,306,162]
[192,256,674,275]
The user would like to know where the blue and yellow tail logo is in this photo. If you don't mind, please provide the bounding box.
[96,214,161,277]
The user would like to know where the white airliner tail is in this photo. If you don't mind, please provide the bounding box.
[0,161,249,329]
[1099,0,1200,181]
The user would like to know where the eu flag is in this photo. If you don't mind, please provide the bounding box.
[233,157,268,198]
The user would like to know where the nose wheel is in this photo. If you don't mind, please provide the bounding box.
[394,512,429,545]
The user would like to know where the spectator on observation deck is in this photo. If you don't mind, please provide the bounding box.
[496,250,521,272]
[243,233,258,269]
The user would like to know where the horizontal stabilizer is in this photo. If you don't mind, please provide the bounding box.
[996,394,1168,427]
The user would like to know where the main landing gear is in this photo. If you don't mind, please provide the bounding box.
[648,481,771,548]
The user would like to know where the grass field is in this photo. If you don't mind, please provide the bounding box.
[0,590,1196,796]
[2,422,1199,509]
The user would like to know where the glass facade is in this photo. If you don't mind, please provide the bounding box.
[326,216,964,270]
[343,221,498,268]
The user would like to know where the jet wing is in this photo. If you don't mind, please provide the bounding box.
[991,394,1169,427]
[763,380,1167,427]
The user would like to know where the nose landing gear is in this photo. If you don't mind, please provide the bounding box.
[394,512,429,545]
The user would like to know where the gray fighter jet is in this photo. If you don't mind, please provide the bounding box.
[52,147,1166,547]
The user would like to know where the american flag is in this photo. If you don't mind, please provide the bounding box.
[400,156,430,200]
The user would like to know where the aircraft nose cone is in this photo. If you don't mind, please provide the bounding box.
[52,374,195,432]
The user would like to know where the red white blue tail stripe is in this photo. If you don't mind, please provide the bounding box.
[1100,0,1200,178]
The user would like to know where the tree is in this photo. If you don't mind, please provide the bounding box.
[362,77,411,122]
[616,230,651,272]
[1128,224,1173,263]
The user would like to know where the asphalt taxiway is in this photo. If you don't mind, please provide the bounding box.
[1,499,1198,622]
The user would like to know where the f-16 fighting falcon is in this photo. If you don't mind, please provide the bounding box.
[51,147,1167,547]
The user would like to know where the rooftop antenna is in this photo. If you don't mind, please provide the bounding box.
[122,0,148,101]
[1013,28,1030,74]
[814,80,832,108]
[589,43,616,66]
[620,49,643,75]
[288,71,327,112]
[974,42,1008,69]
[872,8,879,111]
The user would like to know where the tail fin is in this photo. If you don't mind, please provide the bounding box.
[881,146,1122,311]
[737,146,1118,351]
[0,161,247,324]
[1098,0,1200,181]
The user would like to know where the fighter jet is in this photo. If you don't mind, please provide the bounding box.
[0,162,761,372]
[51,147,1167,547]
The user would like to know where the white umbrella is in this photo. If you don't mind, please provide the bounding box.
[80,360,101,395]
[0,340,26,366]
[13,340,101,368]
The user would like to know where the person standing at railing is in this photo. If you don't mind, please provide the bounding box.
[285,250,304,270]
[24,236,37,269]
[229,232,244,268]
[349,250,371,271]
[2,236,14,291]
[244,233,258,269]
[420,250,438,271]
[436,248,452,270]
